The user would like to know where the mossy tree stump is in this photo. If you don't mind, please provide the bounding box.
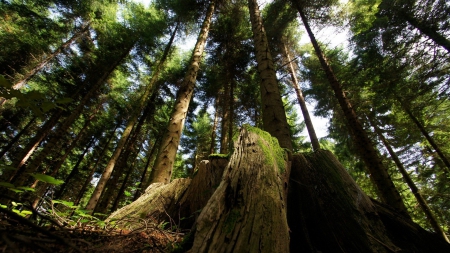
[189,126,289,253]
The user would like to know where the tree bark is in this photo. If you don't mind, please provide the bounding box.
[189,127,289,253]
[292,1,410,217]
[280,40,320,151]
[149,0,215,184]
[288,150,450,252]
[248,0,293,152]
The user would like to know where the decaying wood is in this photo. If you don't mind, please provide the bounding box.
[189,127,290,253]
[107,178,191,229]
[107,158,228,230]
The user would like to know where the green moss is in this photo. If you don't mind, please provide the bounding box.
[208,153,230,159]
[243,125,287,173]
[224,209,241,234]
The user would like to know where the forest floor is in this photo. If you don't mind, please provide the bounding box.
[0,210,187,253]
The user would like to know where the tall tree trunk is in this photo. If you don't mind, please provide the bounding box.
[149,1,215,184]
[281,40,320,151]
[32,136,95,209]
[0,116,36,159]
[0,24,91,106]
[85,25,178,210]
[220,83,231,154]
[292,1,410,217]
[247,0,293,152]
[368,115,450,243]
[133,136,161,201]
[398,10,450,53]
[13,24,90,90]
[5,111,63,182]
[94,95,154,214]
[110,147,141,213]
[402,104,450,172]
[11,45,131,188]
[209,97,219,154]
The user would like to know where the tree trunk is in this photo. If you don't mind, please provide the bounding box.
[4,110,63,183]
[402,104,450,172]
[220,82,231,154]
[280,40,320,151]
[209,97,220,154]
[85,25,177,211]
[149,0,215,184]
[94,96,155,213]
[293,1,410,217]
[11,41,134,188]
[400,10,450,53]
[0,24,91,106]
[107,153,226,230]
[12,24,91,91]
[109,147,141,213]
[247,0,293,152]
[369,115,450,243]
[107,126,450,252]
[0,116,36,159]
[288,149,450,252]
[133,136,161,201]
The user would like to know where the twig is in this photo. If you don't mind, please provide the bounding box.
[1,232,20,253]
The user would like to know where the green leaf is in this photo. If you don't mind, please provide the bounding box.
[124,190,131,197]
[55,98,73,104]
[0,164,18,171]
[0,182,15,188]
[0,75,12,88]
[16,186,35,192]
[52,199,76,208]
[41,102,56,112]
[30,174,64,185]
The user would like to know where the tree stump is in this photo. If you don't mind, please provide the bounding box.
[189,126,290,253]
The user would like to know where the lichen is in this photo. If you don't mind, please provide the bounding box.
[243,124,287,173]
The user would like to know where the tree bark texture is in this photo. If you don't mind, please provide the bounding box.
[288,151,397,252]
[293,1,410,217]
[189,127,289,253]
[149,0,215,184]
[248,0,293,152]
